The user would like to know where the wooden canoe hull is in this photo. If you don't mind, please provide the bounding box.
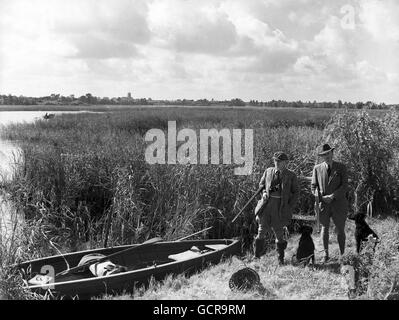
[18,239,240,298]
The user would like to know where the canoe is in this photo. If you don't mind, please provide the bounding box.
[18,239,240,299]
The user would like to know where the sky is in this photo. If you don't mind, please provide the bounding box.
[0,0,398,103]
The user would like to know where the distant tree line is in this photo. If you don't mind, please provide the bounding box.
[0,94,396,110]
[0,93,152,106]
[249,99,392,109]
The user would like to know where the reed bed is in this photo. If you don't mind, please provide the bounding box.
[1,109,327,249]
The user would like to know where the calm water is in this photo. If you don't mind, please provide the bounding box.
[0,110,103,127]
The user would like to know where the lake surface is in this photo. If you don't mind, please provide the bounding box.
[0,110,103,127]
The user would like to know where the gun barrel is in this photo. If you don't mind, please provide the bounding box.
[231,186,263,223]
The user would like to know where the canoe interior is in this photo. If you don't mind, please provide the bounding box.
[18,239,240,297]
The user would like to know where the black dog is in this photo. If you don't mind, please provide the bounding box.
[295,225,315,266]
[354,213,379,254]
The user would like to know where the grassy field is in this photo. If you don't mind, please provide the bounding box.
[0,106,398,300]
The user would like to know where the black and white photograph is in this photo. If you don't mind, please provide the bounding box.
[1,0,399,307]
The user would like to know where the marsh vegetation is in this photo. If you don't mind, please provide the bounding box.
[0,106,398,299]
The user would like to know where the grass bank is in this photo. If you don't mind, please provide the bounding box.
[109,218,399,300]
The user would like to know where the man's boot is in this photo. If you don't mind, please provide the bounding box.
[276,240,287,265]
[254,238,265,258]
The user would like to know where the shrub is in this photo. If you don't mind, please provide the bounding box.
[323,110,398,217]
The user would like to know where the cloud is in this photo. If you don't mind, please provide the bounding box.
[172,14,237,54]
[50,0,151,60]
[53,0,151,43]
[1,0,399,103]
[355,60,388,83]
[359,0,399,42]
[148,0,238,54]
[294,55,326,74]
[221,1,299,50]
[68,36,139,59]
[241,48,298,74]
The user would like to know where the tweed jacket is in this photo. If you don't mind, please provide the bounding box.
[255,167,299,224]
[311,161,348,214]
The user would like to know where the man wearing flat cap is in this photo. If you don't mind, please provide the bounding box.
[254,151,299,265]
[311,144,348,263]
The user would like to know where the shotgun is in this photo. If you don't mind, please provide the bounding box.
[314,186,322,233]
[231,186,264,223]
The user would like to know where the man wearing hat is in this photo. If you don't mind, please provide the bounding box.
[311,144,348,263]
[254,151,299,265]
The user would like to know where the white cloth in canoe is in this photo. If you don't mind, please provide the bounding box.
[28,274,53,286]
[168,244,228,261]
[78,254,127,277]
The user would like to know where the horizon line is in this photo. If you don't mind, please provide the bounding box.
[0,93,397,105]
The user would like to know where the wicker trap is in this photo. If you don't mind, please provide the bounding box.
[229,267,260,291]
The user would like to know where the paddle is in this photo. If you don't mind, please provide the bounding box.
[176,226,213,241]
[55,237,163,278]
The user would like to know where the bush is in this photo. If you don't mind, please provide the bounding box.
[323,110,398,217]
